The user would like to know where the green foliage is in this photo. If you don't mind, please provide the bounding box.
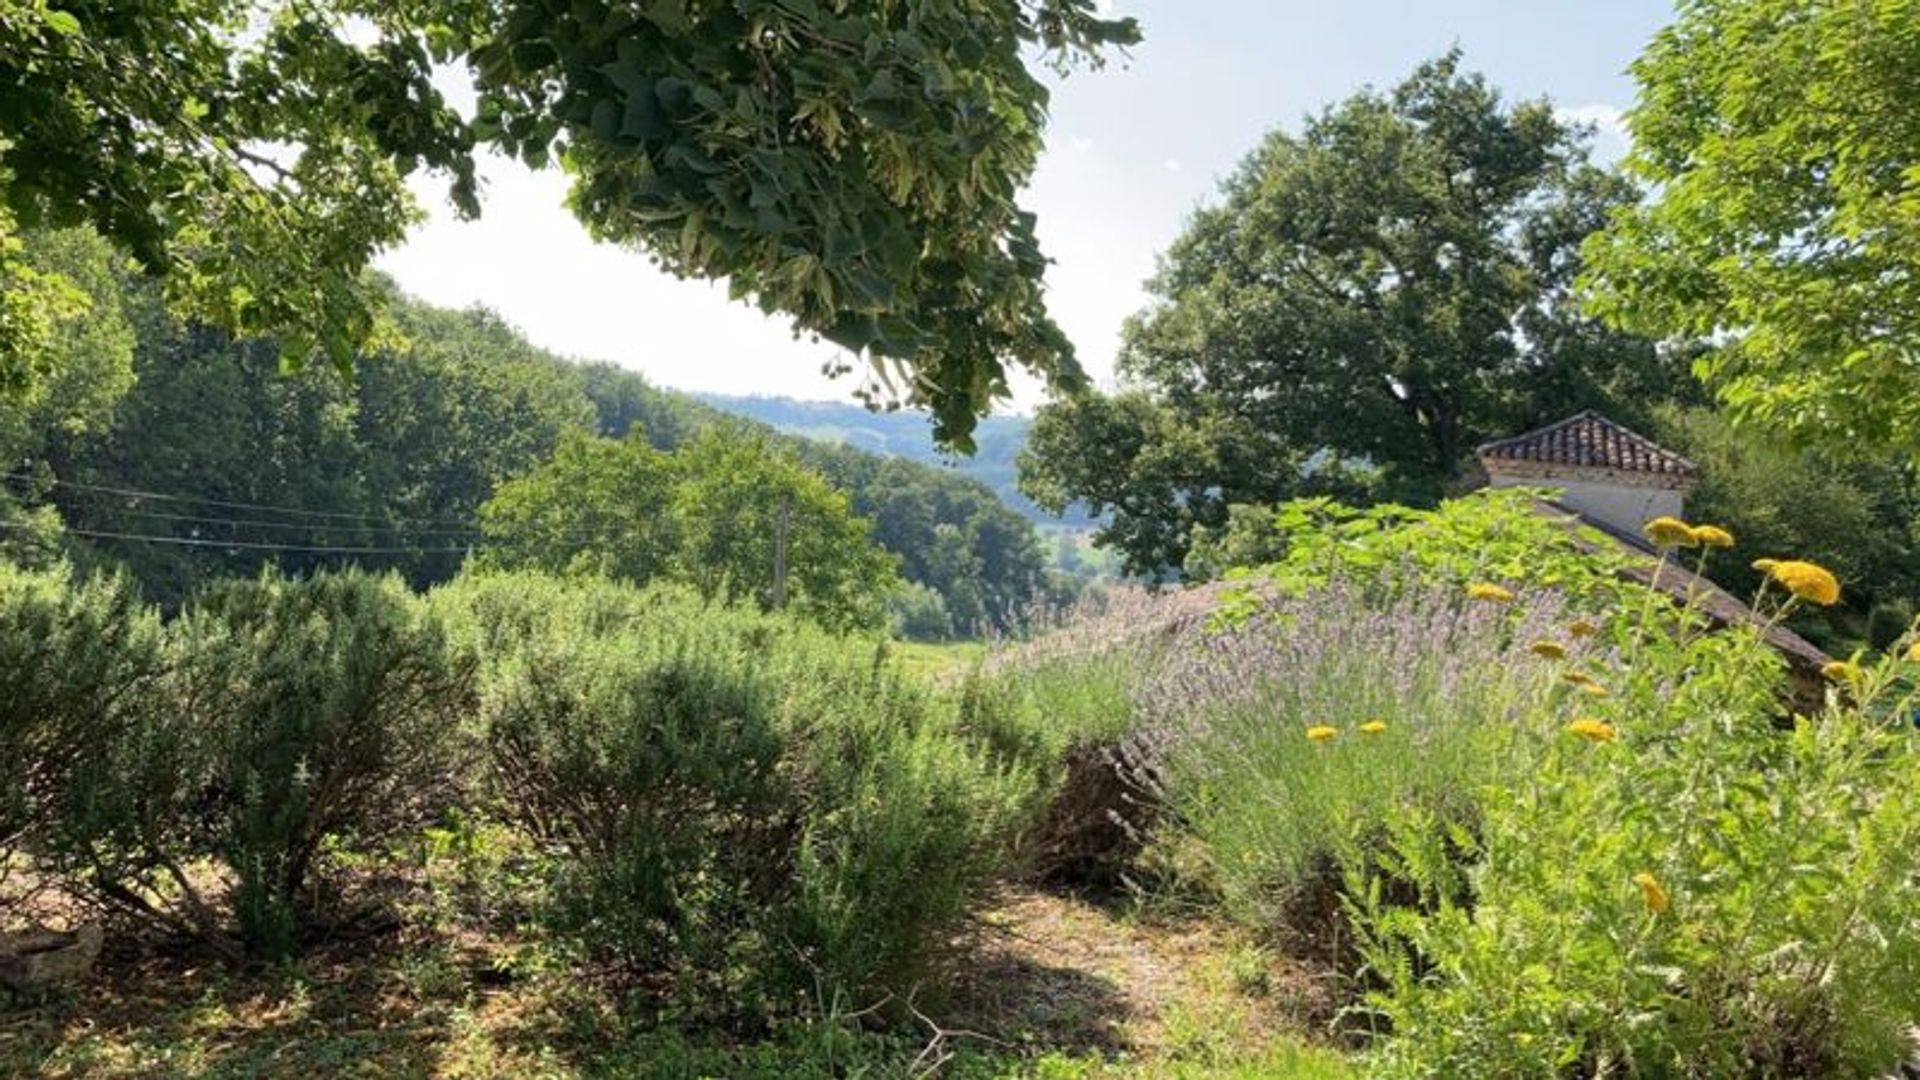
[0,0,1136,445]
[439,0,1136,447]
[670,428,901,633]
[27,569,470,959]
[888,580,955,641]
[1020,53,1694,575]
[439,571,1035,1012]
[0,563,161,875]
[167,570,470,957]
[6,260,1040,632]
[1355,586,1920,1078]
[0,0,474,374]
[1213,488,1637,612]
[481,426,901,633]
[1657,408,1918,617]
[1582,0,1920,454]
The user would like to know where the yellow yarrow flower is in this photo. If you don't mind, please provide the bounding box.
[1577,681,1610,699]
[1644,516,1698,548]
[1566,717,1616,742]
[1908,641,1920,664]
[1752,558,1780,574]
[1562,670,1597,687]
[1821,660,1864,684]
[1359,720,1387,735]
[1567,619,1600,639]
[1633,871,1670,915]
[1767,560,1842,606]
[1689,525,1735,548]
[1306,725,1338,742]
[1467,582,1515,604]
[1529,640,1568,661]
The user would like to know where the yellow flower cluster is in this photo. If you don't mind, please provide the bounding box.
[1644,516,1736,549]
[1567,619,1599,639]
[1566,717,1616,742]
[1306,725,1338,742]
[1644,516,1698,548]
[1765,560,1842,606]
[1690,525,1735,548]
[1467,582,1514,604]
[1821,660,1864,685]
[1360,720,1388,735]
[1633,871,1670,915]
[1529,640,1568,661]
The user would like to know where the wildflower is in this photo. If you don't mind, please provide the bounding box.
[1529,640,1568,661]
[1566,717,1616,742]
[1767,560,1842,606]
[1359,720,1387,735]
[1644,516,1698,548]
[1577,681,1611,699]
[1908,641,1920,664]
[1690,525,1735,548]
[1567,618,1600,639]
[1306,725,1338,742]
[1751,558,1779,574]
[1468,582,1515,604]
[1821,660,1864,684]
[1633,871,1670,915]
[1562,670,1597,687]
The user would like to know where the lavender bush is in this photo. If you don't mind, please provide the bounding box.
[1136,579,1581,939]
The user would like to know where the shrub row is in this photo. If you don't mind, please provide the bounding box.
[3,564,1038,1018]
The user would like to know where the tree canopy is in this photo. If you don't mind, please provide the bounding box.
[1581,0,1920,455]
[0,237,1046,625]
[1019,54,1695,576]
[0,0,1138,447]
[479,426,899,632]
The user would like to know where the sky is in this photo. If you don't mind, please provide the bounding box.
[375,1,1678,415]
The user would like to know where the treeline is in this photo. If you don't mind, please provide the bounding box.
[1,229,1051,634]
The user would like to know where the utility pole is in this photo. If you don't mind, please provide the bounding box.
[770,493,792,611]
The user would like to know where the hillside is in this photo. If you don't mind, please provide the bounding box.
[0,237,1053,631]
[697,394,1096,527]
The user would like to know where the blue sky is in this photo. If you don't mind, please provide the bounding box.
[377,1,1678,411]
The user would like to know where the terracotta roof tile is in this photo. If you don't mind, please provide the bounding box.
[1477,411,1698,479]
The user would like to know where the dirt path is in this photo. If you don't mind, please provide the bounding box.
[943,885,1338,1060]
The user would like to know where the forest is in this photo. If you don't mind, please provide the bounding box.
[2,230,1056,639]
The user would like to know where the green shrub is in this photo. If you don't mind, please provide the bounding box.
[444,572,1034,1014]
[42,569,470,957]
[1354,555,1920,1077]
[0,564,163,897]
[1866,599,1912,652]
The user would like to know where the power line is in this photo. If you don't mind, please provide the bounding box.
[0,520,474,557]
[41,501,487,539]
[1,471,485,528]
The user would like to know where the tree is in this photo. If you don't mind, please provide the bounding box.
[1,0,1138,448]
[478,428,681,584]
[0,228,136,566]
[1656,408,1918,627]
[480,427,900,633]
[0,1,475,374]
[1020,54,1691,576]
[1581,0,1920,455]
[667,429,900,633]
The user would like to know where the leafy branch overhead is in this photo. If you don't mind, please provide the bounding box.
[0,0,1139,449]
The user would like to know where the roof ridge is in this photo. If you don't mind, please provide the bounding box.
[1476,411,1699,478]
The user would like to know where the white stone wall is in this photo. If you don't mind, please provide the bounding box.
[1487,473,1685,537]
